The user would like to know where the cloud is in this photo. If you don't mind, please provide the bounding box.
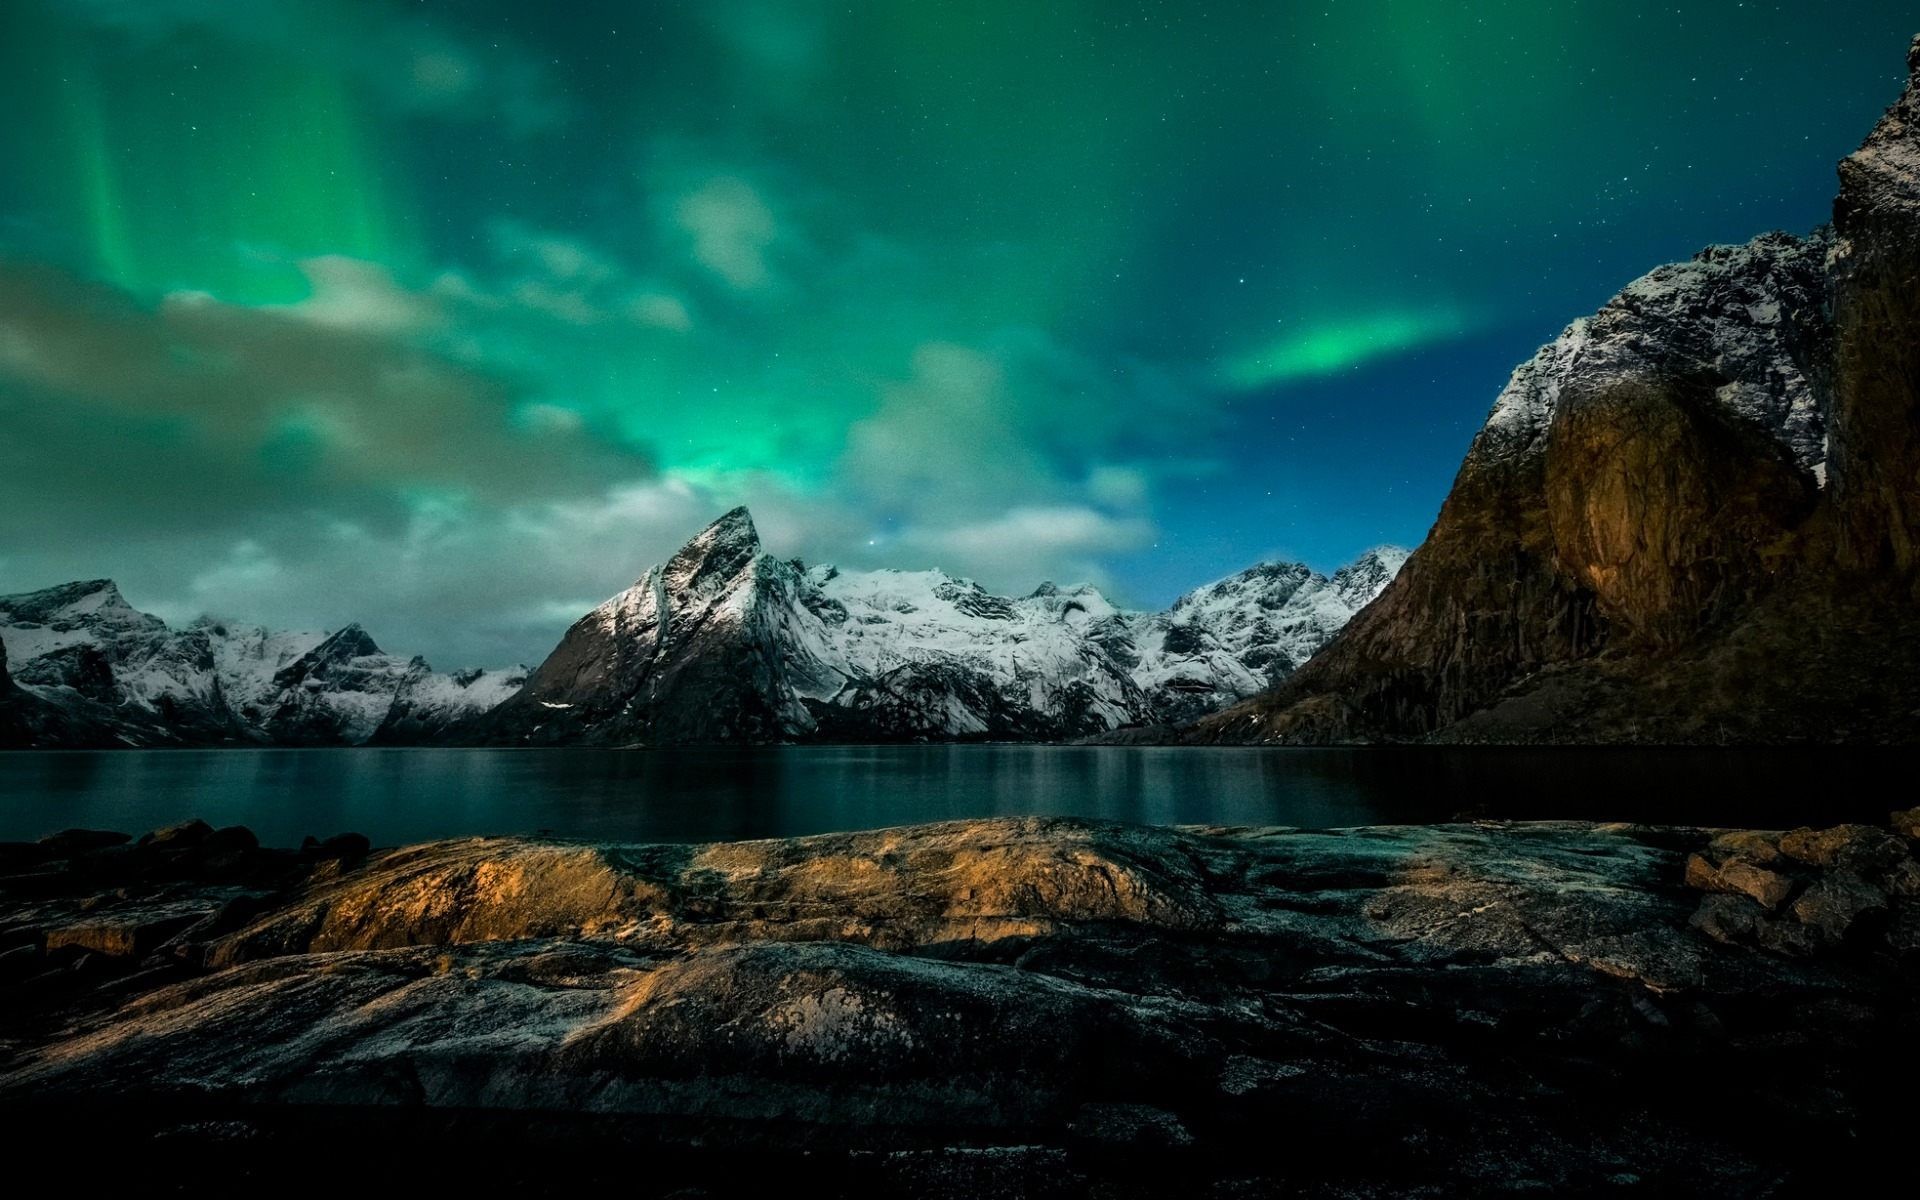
[829,339,1189,594]
[1086,465,1150,510]
[897,506,1155,590]
[841,336,1208,524]
[673,176,781,291]
[268,256,441,334]
[842,343,1040,515]
[0,258,648,515]
[129,477,733,666]
[628,292,694,333]
[1218,307,1478,390]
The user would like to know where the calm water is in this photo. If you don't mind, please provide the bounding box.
[0,746,1893,846]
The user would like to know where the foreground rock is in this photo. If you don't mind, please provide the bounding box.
[2,814,1915,1194]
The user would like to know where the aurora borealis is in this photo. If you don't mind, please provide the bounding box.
[1,1,1914,666]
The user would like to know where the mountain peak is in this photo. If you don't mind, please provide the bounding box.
[315,624,382,659]
[707,506,758,541]
[1837,34,1920,224]
[671,507,760,562]
[0,578,149,627]
[1329,546,1411,611]
[656,507,766,601]
[1346,545,1411,571]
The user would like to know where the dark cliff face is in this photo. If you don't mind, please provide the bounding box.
[1192,41,1920,745]
[0,635,111,749]
[1830,36,1920,578]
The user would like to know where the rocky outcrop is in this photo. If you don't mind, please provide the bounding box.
[1194,39,1920,746]
[465,508,1403,746]
[1,815,1915,1193]
[1687,818,1920,954]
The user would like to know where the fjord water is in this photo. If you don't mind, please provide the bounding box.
[0,746,1892,846]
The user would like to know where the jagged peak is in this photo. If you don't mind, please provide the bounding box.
[313,623,382,659]
[1836,33,1920,223]
[667,507,761,559]
[1168,559,1312,610]
[1338,545,1412,572]
[0,577,123,607]
[701,506,759,545]
[1026,579,1108,598]
[0,578,152,626]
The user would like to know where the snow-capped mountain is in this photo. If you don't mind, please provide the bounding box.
[0,521,1401,749]
[1125,547,1411,723]
[466,507,1403,745]
[0,580,519,747]
[372,664,529,745]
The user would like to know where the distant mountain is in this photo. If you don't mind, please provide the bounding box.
[1125,548,1409,723]
[1187,37,1920,746]
[460,507,1401,745]
[0,580,521,748]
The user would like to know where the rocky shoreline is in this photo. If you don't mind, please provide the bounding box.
[2,812,1916,1194]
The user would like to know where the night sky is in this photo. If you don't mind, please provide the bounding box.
[1,1,1913,668]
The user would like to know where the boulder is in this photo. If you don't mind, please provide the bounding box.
[1778,824,1907,871]
[1684,853,1794,911]
[298,832,370,863]
[1789,871,1889,945]
[37,829,132,858]
[138,820,214,850]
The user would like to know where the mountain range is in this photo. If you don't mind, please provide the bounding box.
[459,507,1403,745]
[0,536,1403,748]
[0,580,524,748]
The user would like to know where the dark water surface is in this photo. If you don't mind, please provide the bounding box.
[0,746,1894,846]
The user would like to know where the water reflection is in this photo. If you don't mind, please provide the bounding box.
[0,745,1895,846]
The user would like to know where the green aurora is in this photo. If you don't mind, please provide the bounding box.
[1,0,1913,665]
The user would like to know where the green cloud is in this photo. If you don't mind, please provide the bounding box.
[1218,309,1476,391]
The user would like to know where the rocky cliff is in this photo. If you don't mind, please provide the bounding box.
[1830,36,1920,578]
[463,508,1402,746]
[1,813,1914,1193]
[1192,39,1920,746]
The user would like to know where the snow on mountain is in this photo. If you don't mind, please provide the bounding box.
[471,508,1406,745]
[0,580,510,747]
[1481,230,1832,475]
[191,617,327,722]
[1122,549,1406,724]
[373,664,530,744]
[1,520,1405,748]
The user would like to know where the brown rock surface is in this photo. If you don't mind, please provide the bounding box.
[2,815,1916,1194]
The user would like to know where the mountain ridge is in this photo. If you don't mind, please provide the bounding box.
[1,528,1401,748]
[0,579,524,748]
[455,509,1403,746]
